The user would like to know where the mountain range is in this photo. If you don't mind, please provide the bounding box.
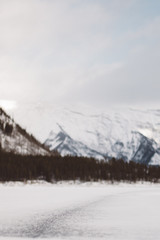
[6,103,160,165]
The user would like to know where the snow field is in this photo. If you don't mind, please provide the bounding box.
[0,182,160,240]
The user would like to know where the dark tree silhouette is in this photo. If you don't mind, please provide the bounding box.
[0,149,160,183]
[4,123,13,135]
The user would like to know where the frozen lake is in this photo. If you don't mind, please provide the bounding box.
[0,182,160,240]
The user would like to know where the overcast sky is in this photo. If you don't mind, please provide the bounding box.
[0,0,160,110]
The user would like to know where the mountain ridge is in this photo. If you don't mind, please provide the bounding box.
[5,103,160,165]
[43,106,160,165]
[0,107,50,156]
[45,124,105,159]
[45,126,160,164]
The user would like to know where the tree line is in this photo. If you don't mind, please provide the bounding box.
[0,149,160,183]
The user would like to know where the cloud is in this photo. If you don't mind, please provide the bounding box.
[0,0,160,108]
[60,13,160,107]
[0,0,113,100]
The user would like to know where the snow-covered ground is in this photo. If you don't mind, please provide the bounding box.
[0,182,160,240]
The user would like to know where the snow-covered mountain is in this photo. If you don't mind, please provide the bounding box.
[45,127,160,164]
[45,124,104,159]
[6,103,160,165]
[43,106,160,165]
[0,107,49,155]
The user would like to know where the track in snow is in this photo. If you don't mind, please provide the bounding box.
[0,184,160,240]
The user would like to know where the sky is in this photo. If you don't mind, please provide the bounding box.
[0,0,160,110]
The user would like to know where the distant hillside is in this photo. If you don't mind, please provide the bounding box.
[0,107,50,155]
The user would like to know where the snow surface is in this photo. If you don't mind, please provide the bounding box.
[0,182,160,240]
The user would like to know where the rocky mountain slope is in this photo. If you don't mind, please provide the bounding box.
[0,107,50,155]
[45,124,160,165]
[43,106,160,165]
[45,125,104,160]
